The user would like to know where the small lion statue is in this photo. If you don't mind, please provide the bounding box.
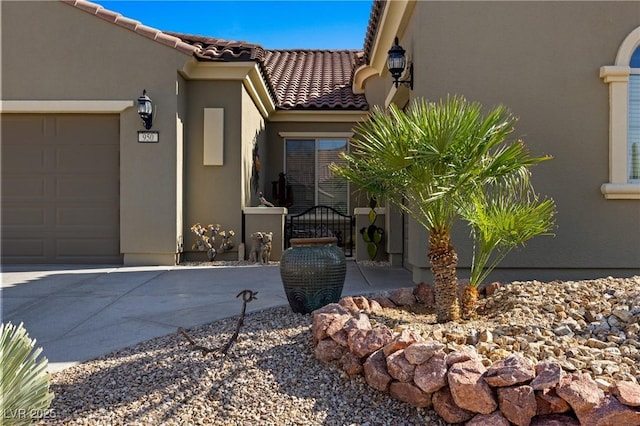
[249,231,273,264]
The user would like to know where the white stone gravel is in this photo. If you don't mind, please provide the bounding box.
[39,276,639,425]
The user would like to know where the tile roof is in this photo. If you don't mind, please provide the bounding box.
[362,0,385,65]
[64,0,369,111]
[263,50,368,110]
[61,0,198,56]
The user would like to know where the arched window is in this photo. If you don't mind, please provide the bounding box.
[600,27,640,199]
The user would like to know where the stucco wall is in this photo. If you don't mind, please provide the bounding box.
[1,1,190,264]
[374,1,640,275]
[183,80,243,260]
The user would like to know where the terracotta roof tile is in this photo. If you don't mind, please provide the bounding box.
[362,0,385,65]
[263,50,368,110]
[165,32,266,62]
[63,0,198,56]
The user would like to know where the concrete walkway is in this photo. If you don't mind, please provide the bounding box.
[1,261,412,372]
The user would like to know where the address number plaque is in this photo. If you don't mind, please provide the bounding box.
[138,131,159,143]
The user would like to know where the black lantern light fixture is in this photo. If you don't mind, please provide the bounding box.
[387,37,413,90]
[137,89,153,129]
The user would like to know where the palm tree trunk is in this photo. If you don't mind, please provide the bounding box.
[428,228,461,323]
[460,285,479,319]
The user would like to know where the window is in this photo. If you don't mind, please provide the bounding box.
[284,138,349,215]
[600,26,640,199]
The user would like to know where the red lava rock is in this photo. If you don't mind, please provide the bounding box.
[447,359,497,414]
[497,385,537,426]
[432,385,475,423]
[414,351,448,393]
[485,353,536,387]
[363,349,392,392]
[389,381,432,408]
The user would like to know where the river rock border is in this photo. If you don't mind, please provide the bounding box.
[312,293,640,426]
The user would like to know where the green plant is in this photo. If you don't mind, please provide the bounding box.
[331,95,552,322]
[360,197,384,260]
[1,322,54,425]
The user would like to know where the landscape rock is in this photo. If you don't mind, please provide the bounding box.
[529,414,580,426]
[351,296,371,312]
[466,411,510,426]
[388,288,416,306]
[348,327,393,358]
[315,338,345,362]
[447,358,497,414]
[386,350,415,383]
[610,380,640,406]
[413,282,435,305]
[372,295,396,309]
[431,386,474,423]
[363,349,392,392]
[530,361,564,390]
[404,341,444,365]
[340,352,363,376]
[535,388,571,415]
[382,329,423,357]
[556,373,605,416]
[485,353,536,387]
[413,351,448,393]
[579,394,640,426]
[338,296,360,313]
[389,382,432,408]
[497,385,537,426]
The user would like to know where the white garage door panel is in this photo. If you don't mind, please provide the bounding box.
[1,114,121,264]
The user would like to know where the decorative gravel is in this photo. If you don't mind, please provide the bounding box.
[39,276,639,425]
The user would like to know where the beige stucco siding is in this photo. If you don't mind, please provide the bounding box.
[385,1,640,272]
[183,80,242,260]
[2,1,190,264]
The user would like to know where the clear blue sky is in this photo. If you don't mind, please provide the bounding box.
[94,1,373,50]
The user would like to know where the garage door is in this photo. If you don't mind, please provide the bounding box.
[1,114,121,264]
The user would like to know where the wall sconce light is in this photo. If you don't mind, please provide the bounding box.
[137,89,153,129]
[387,37,413,90]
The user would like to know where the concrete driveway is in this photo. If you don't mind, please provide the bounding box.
[1,261,412,372]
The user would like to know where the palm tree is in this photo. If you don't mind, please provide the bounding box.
[459,178,555,318]
[331,95,552,322]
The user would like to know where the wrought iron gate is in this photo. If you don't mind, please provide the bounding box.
[284,205,355,257]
